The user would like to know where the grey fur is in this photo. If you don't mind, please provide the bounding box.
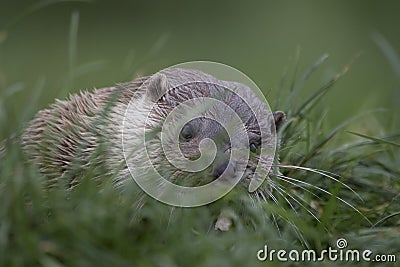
[21,68,285,189]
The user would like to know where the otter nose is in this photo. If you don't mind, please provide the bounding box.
[213,161,229,179]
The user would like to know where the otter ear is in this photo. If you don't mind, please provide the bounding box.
[145,73,170,103]
[273,111,286,132]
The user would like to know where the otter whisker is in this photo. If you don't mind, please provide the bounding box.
[257,189,268,202]
[259,186,278,205]
[274,173,322,201]
[255,186,309,247]
[260,187,290,234]
[265,180,299,215]
[253,189,282,235]
[271,213,281,235]
[248,194,258,208]
[277,173,372,224]
[274,174,329,218]
[249,164,313,219]
[276,164,363,201]
[272,182,321,223]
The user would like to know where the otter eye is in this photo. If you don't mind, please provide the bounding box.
[250,143,258,153]
[180,124,194,141]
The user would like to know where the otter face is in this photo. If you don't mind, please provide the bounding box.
[177,112,285,185]
[144,75,285,187]
[122,68,285,206]
[178,113,266,179]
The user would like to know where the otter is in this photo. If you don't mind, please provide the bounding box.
[21,68,285,199]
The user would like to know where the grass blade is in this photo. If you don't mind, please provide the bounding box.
[3,0,92,30]
[347,131,400,147]
[284,54,329,110]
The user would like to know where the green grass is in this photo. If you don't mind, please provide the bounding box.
[0,3,399,265]
[0,52,399,267]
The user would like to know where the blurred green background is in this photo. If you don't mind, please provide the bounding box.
[0,0,399,131]
[1,2,399,266]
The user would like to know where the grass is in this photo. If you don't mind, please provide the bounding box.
[0,6,399,266]
[0,52,399,267]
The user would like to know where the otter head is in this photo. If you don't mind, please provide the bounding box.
[133,69,285,191]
